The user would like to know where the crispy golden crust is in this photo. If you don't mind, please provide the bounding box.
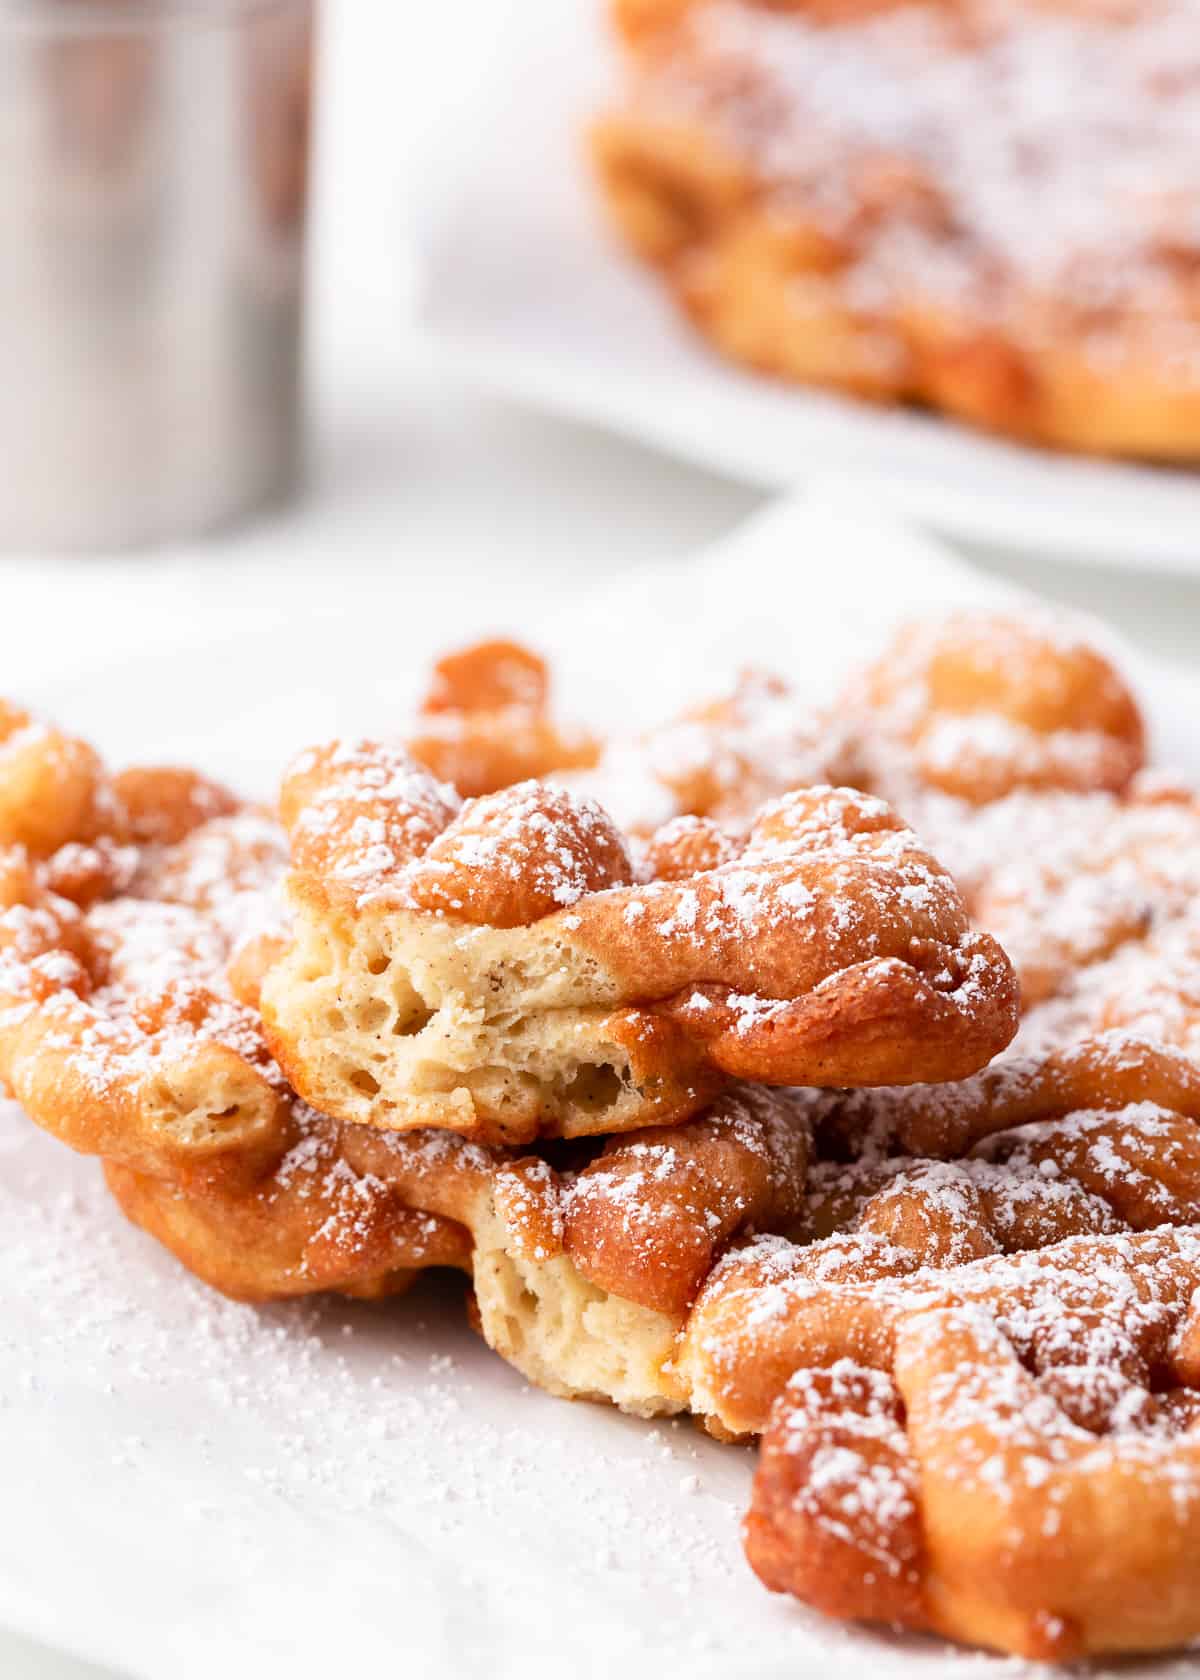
[746,1231,1200,1658]
[0,826,292,1190]
[904,776,1200,1015]
[838,615,1200,1050]
[593,0,1200,463]
[678,1077,1200,1434]
[560,1082,810,1314]
[0,701,116,857]
[261,763,1017,1142]
[103,1146,472,1303]
[810,1032,1200,1160]
[0,730,478,1304]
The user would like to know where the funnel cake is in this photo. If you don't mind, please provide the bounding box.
[7,612,1200,1663]
[0,727,473,1303]
[259,756,1017,1143]
[593,0,1200,461]
[745,1230,1200,1659]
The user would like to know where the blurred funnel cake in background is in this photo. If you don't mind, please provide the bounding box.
[591,0,1200,461]
[9,603,1200,1657]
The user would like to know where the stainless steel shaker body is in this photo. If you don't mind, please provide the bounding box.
[0,0,312,551]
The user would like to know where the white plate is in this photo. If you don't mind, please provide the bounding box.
[412,0,1200,575]
[4,495,1199,1680]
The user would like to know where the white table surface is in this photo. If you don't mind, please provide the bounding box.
[2,3,1199,1675]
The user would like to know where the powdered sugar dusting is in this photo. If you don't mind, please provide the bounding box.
[643,0,1200,375]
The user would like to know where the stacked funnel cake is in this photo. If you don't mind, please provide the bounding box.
[591,0,1200,461]
[4,619,1200,1659]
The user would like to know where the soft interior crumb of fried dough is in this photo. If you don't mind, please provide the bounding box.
[471,1192,687,1416]
[336,1127,686,1414]
[261,764,1017,1143]
[593,0,1200,463]
[395,1083,813,1417]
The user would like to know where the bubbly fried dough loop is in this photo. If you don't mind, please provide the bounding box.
[562,1083,811,1315]
[425,641,549,716]
[103,1142,473,1303]
[748,1239,1200,1660]
[745,1361,926,1630]
[854,612,1146,804]
[407,640,600,797]
[280,739,461,880]
[262,764,1017,1143]
[0,701,112,856]
[0,881,292,1191]
[658,1036,1200,1452]
[811,1032,1200,1161]
[638,814,740,880]
[0,701,294,1188]
[404,783,634,926]
[112,767,241,846]
[904,783,1200,1018]
[0,706,475,1304]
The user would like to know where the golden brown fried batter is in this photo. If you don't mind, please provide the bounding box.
[261,760,1017,1143]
